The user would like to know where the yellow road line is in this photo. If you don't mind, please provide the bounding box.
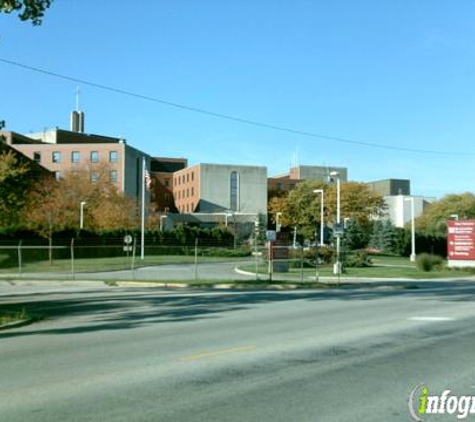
[179,345,257,362]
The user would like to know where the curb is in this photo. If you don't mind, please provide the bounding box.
[0,318,34,332]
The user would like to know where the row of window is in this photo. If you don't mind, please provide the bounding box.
[174,172,194,186]
[175,187,194,200]
[178,203,194,213]
[55,170,118,183]
[35,150,118,164]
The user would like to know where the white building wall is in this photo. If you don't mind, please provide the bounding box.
[383,195,436,228]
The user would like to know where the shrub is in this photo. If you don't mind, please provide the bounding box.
[416,253,444,272]
[342,250,372,268]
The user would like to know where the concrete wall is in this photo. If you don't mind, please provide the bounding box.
[383,195,435,228]
[199,164,268,215]
[368,179,410,196]
[290,165,348,183]
[123,145,151,201]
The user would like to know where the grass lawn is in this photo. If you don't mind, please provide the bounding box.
[0,254,250,274]
[239,254,475,280]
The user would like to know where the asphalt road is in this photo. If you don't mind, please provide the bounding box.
[2,282,475,421]
[4,260,257,281]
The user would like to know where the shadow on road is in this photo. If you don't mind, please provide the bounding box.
[1,280,475,338]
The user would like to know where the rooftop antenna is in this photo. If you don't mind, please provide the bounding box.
[75,86,81,111]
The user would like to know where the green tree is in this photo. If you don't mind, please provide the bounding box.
[269,180,386,241]
[416,193,475,236]
[342,219,369,250]
[0,149,42,227]
[1,0,52,25]
[369,220,399,254]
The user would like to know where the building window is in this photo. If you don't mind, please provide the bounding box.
[110,170,118,183]
[90,151,99,163]
[33,152,41,163]
[91,171,99,183]
[230,171,240,211]
[191,172,194,182]
[52,151,61,163]
[191,187,194,196]
[186,173,189,183]
[71,151,80,164]
[187,188,189,198]
[109,151,118,163]
[182,175,185,184]
[164,179,170,187]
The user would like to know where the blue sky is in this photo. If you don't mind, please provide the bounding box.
[1,0,475,198]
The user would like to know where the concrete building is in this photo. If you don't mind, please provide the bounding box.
[172,163,268,216]
[268,165,348,197]
[383,195,436,228]
[150,157,187,212]
[3,128,151,201]
[0,134,52,179]
[288,165,348,182]
[367,179,411,197]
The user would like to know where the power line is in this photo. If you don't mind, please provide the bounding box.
[0,56,472,156]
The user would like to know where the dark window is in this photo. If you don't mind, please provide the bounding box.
[91,171,99,183]
[33,152,41,163]
[230,171,239,211]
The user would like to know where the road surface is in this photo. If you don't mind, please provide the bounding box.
[2,281,475,421]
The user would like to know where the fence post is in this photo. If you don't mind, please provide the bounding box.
[18,240,22,275]
[71,238,75,281]
[300,246,304,282]
[254,238,259,281]
[131,237,137,281]
[315,246,319,282]
[194,238,199,281]
[268,241,273,282]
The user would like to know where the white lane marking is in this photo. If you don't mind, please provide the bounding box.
[408,316,455,322]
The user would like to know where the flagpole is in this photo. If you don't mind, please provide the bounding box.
[141,156,145,260]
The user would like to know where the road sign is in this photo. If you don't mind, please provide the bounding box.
[124,235,133,245]
[447,220,475,261]
[333,223,344,237]
[266,230,277,241]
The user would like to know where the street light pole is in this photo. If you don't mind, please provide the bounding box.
[80,201,87,229]
[276,212,282,233]
[313,189,324,246]
[329,171,341,275]
[404,197,416,262]
[159,215,168,231]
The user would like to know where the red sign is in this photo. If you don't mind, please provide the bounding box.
[447,220,475,260]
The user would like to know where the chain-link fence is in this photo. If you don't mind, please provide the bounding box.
[0,238,346,282]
